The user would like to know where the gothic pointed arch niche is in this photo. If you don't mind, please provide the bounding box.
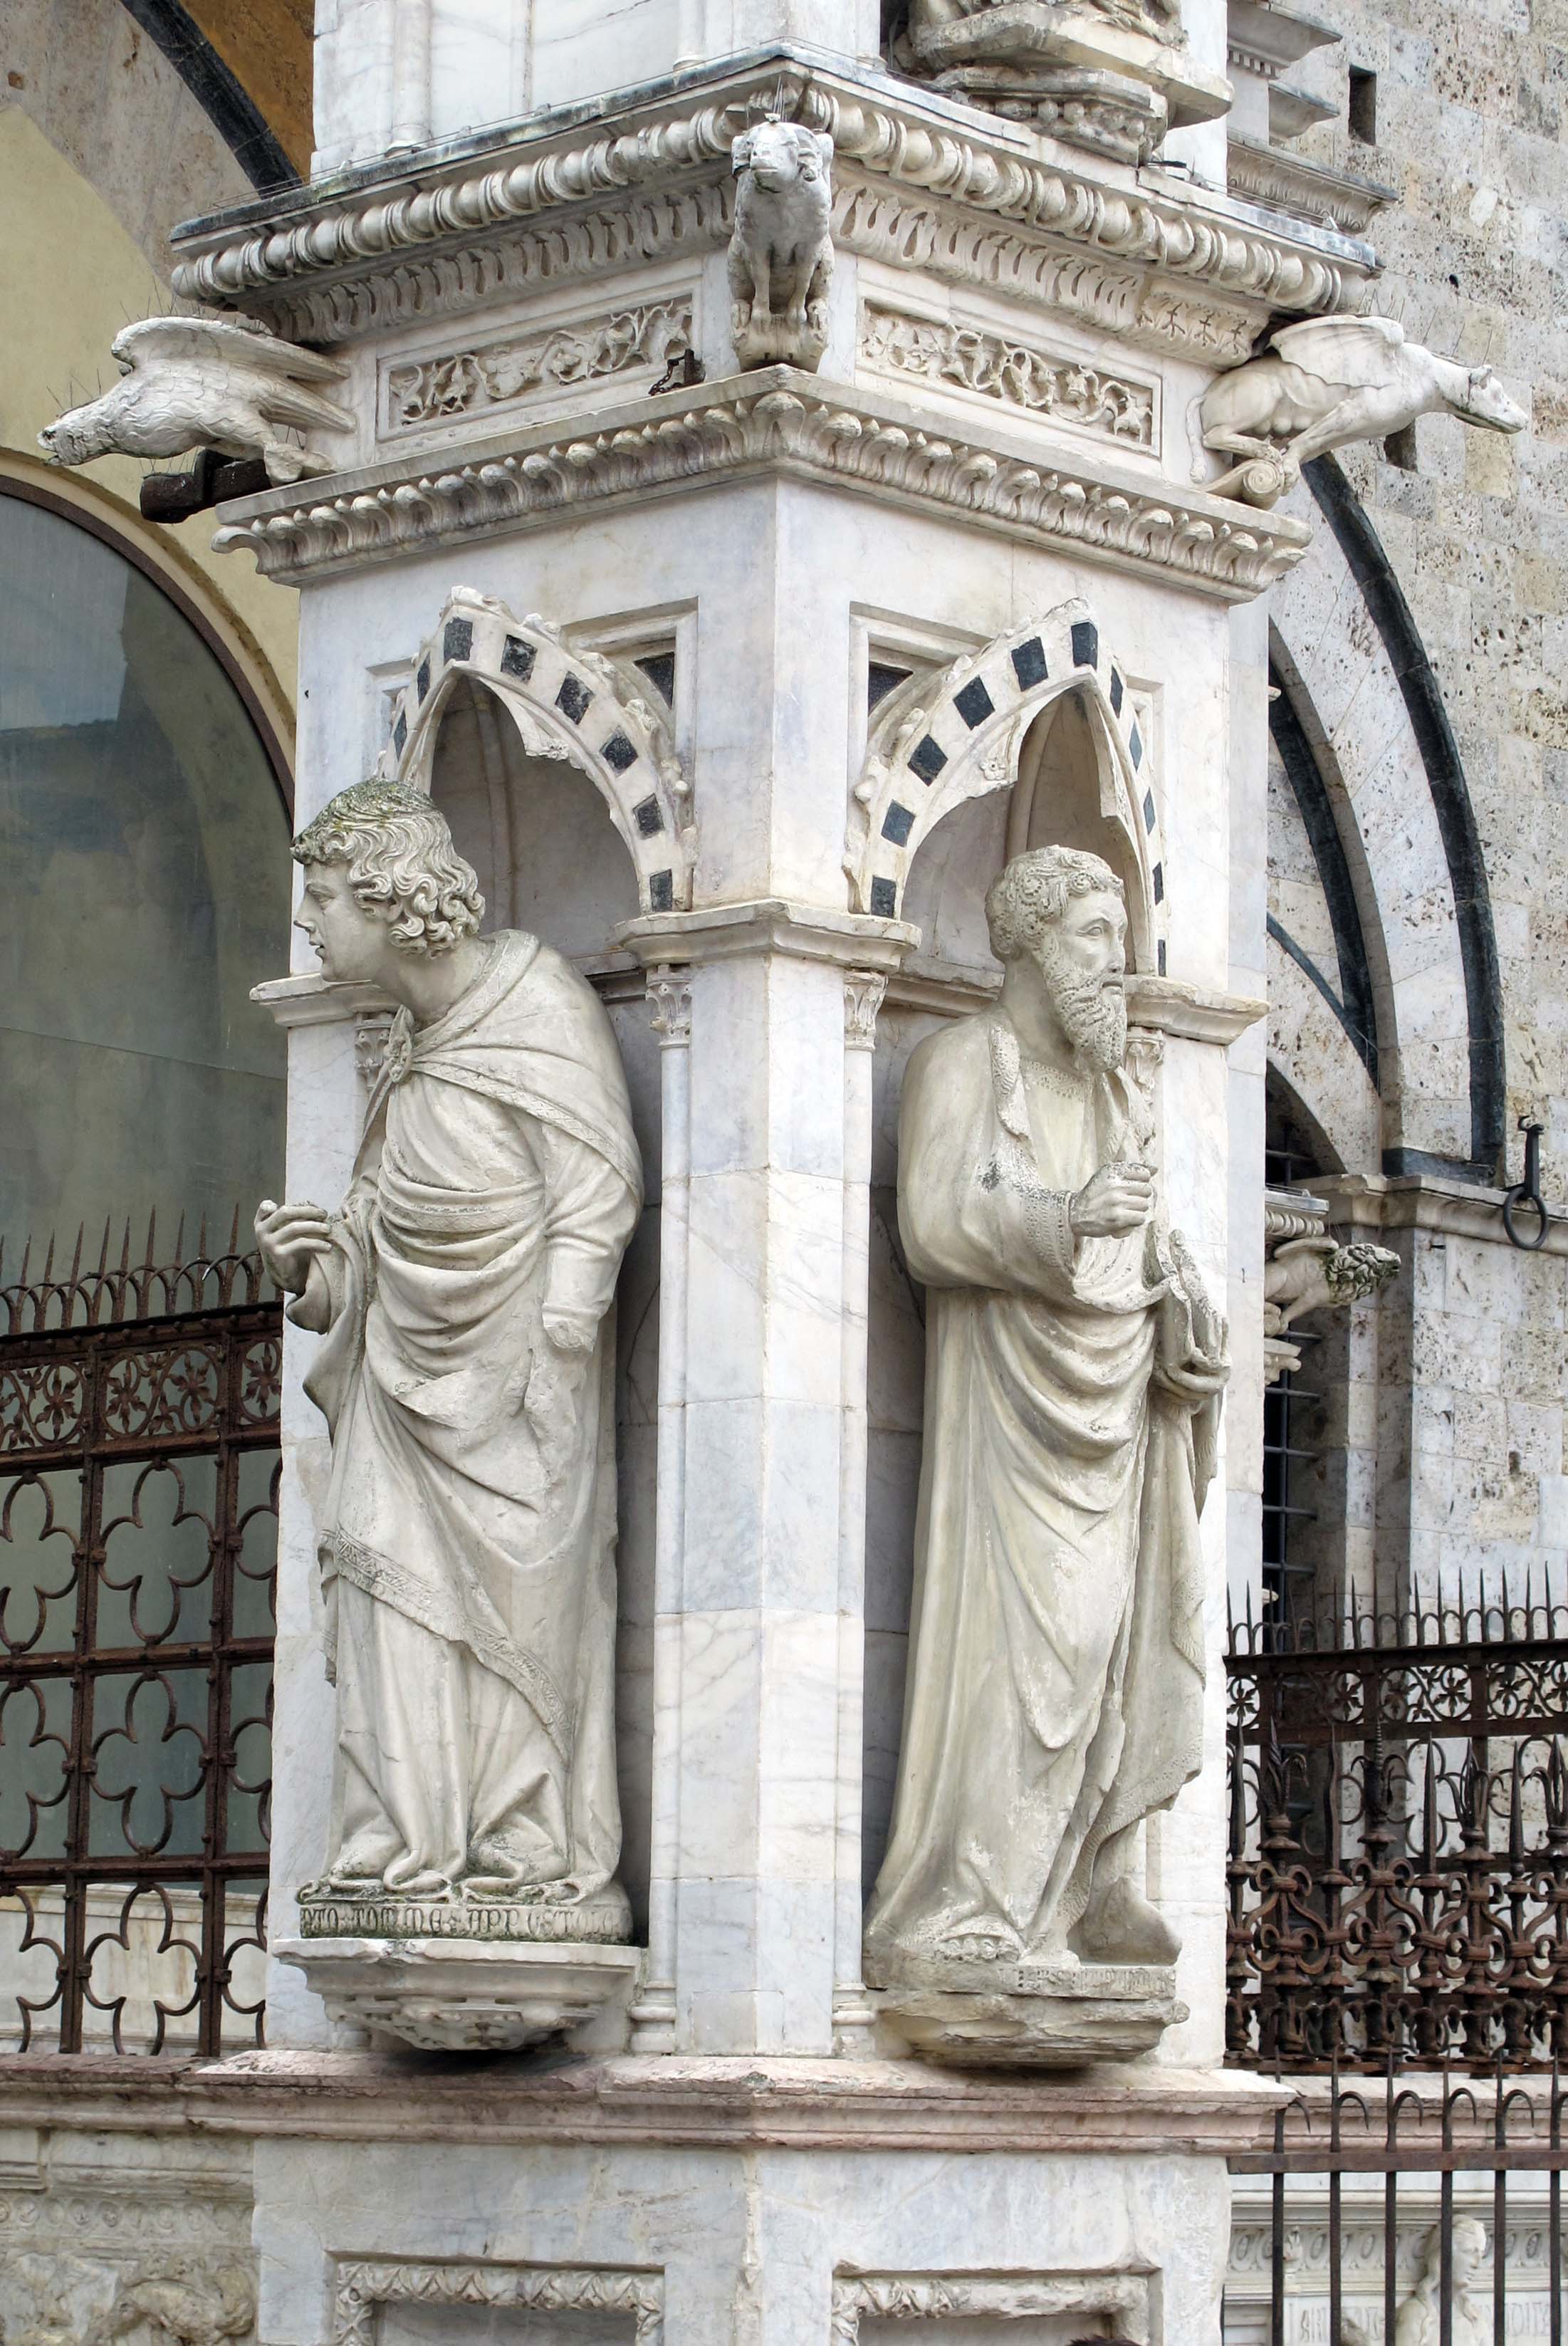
[384,586,694,917]
[850,598,1166,975]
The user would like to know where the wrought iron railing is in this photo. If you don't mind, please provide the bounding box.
[1226,2069,1566,2346]
[0,1221,279,2053]
[1228,1595,1568,2075]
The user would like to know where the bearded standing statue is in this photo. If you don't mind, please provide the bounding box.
[864,846,1228,2055]
[256,779,641,1939]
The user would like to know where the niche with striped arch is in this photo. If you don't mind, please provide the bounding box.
[848,599,1168,975]
[382,585,694,914]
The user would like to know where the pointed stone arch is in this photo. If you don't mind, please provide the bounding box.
[847,598,1169,975]
[382,586,694,912]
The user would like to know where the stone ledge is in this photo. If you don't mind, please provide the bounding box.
[1316,1170,1568,1256]
[0,2052,1283,2154]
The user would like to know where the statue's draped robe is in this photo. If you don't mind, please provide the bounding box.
[864,1011,1221,1976]
[291,931,641,1906]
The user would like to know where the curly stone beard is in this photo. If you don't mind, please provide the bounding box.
[1033,932,1128,1074]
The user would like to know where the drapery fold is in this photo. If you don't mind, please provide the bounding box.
[291,930,640,1904]
[864,1012,1223,1976]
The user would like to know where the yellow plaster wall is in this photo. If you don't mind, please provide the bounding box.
[0,107,298,734]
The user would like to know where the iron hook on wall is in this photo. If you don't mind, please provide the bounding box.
[1502,1117,1550,1251]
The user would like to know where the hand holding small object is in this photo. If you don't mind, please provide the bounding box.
[255,1199,334,1294]
[1070,1159,1155,1237]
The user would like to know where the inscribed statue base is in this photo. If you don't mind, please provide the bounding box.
[295,1887,632,1941]
[275,1936,644,2053]
[870,1960,1186,2068]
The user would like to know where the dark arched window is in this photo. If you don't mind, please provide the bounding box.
[0,485,291,1264]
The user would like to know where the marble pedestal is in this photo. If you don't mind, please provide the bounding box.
[186,2053,1277,2346]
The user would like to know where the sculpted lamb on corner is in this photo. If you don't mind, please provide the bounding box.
[1201,315,1526,506]
[728,119,834,371]
[39,316,353,486]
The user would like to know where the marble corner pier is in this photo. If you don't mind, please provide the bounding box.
[169,24,1349,2342]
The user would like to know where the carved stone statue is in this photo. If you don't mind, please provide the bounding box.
[256,780,640,1940]
[1394,2219,1488,2346]
[864,847,1228,2058]
[1201,316,1527,507]
[728,118,834,371]
[39,316,352,486]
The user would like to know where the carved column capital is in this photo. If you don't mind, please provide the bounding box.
[646,964,693,1045]
[844,970,887,1052]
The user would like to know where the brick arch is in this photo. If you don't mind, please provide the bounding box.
[384,587,694,914]
[847,598,1168,976]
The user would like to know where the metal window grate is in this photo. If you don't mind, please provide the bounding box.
[0,1224,279,2054]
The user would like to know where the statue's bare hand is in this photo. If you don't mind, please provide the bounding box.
[255,1199,334,1295]
[1070,1161,1154,1238]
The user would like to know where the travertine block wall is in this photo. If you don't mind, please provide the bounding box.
[1275,0,1568,1191]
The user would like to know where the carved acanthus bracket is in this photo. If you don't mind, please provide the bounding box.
[843,971,889,1052]
[646,965,694,1046]
[1263,1185,1398,1383]
[888,0,1230,166]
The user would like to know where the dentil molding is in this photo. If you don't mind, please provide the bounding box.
[211,368,1311,597]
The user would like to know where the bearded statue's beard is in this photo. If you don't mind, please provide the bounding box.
[1035,942,1128,1073]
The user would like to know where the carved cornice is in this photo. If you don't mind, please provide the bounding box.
[615,897,917,975]
[236,187,729,348]
[211,370,1312,597]
[0,2048,1285,2153]
[1226,135,1396,237]
[837,179,1263,360]
[169,61,1371,353]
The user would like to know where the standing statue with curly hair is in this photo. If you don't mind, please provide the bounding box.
[256,778,641,1933]
[864,845,1228,2003]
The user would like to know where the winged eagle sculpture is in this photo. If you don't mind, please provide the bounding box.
[39,316,353,486]
[1200,315,1527,506]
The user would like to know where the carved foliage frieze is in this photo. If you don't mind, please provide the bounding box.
[860,301,1157,445]
[382,298,694,436]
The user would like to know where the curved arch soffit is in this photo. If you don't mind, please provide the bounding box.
[0,459,295,815]
[848,598,1167,975]
[1271,458,1503,1178]
[385,587,694,914]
